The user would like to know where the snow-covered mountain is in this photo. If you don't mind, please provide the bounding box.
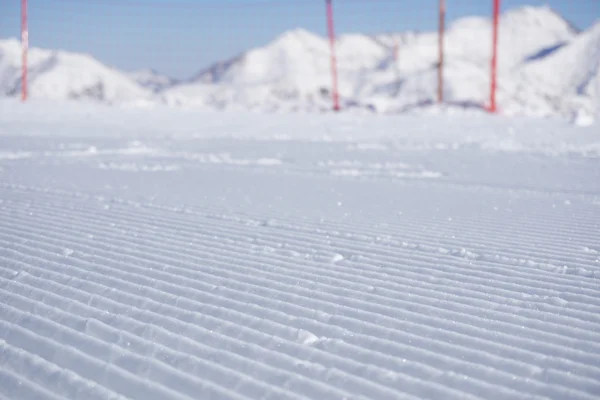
[166,29,400,110]
[129,68,178,92]
[166,5,593,116]
[515,20,600,118]
[0,38,155,105]
[1,5,598,118]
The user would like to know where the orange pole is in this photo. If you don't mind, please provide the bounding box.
[489,0,500,112]
[325,0,340,111]
[21,0,28,102]
[438,0,445,103]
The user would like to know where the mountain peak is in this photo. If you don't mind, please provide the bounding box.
[274,28,324,43]
[502,4,580,34]
[1,40,154,103]
[0,37,21,47]
[0,38,22,57]
[269,28,327,51]
[131,67,159,75]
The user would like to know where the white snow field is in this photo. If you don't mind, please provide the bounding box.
[0,98,600,400]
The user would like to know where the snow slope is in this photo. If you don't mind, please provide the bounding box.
[0,98,599,399]
[0,39,155,105]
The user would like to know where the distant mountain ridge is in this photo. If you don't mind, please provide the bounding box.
[0,5,598,119]
[0,38,155,104]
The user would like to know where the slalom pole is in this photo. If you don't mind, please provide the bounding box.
[438,0,445,103]
[325,0,340,112]
[489,0,500,113]
[21,0,28,102]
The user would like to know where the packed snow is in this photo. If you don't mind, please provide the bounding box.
[0,97,599,399]
[1,5,599,119]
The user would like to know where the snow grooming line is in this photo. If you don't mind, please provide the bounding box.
[0,102,599,399]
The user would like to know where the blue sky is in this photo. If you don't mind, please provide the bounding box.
[1,0,598,79]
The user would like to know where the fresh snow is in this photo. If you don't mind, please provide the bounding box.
[1,5,599,119]
[0,97,599,399]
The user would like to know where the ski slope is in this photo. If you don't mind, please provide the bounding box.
[0,99,599,400]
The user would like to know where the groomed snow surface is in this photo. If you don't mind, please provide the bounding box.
[0,98,599,400]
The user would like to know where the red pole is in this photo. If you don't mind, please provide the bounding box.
[438,0,445,103]
[21,0,28,102]
[325,0,340,112]
[489,0,500,113]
